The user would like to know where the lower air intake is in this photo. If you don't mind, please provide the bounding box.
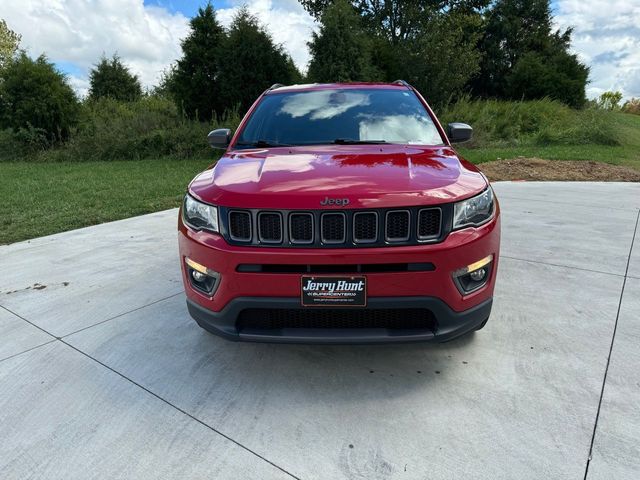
[237,308,436,331]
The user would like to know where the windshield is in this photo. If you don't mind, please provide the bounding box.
[235,88,444,148]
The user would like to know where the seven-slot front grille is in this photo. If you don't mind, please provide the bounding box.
[223,206,447,247]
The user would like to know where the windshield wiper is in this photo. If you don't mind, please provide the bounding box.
[236,139,291,148]
[332,138,389,145]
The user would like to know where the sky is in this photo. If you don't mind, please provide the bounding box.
[0,0,638,100]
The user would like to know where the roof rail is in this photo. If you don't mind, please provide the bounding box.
[392,79,411,88]
[268,83,285,91]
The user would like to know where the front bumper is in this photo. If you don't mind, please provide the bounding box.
[187,296,492,344]
[178,209,500,343]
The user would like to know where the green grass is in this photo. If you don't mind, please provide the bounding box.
[0,158,213,244]
[439,99,640,170]
[459,112,640,169]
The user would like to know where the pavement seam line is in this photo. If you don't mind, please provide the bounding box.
[59,339,303,480]
[61,291,184,338]
[3,298,302,479]
[0,304,58,339]
[2,291,183,341]
[501,255,626,278]
[583,208,640,480]
[0,339,58,364]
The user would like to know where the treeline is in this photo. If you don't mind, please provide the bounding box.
[0,2,634,161]
[161,0,592,120]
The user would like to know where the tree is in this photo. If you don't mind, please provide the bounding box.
[300,0,489,44]
[598,91,623,111]
[0,53,79,142]
[307,0,379,83]
[88,54,142,102]
[400,13,482,107]
[171,3,225,120]
[217,8,301,114]
[505,49,588,107]
[473,0,588,107]
[0,19,21,70]
[301,1,487,107]
[474,0,552,98]
[153,65,177,98]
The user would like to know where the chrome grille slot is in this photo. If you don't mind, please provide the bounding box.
[289,213,314,244]
[258,212,283,243]
[228,211,251,241]
[353,212,378,243]
[418,208,441,240]
[385,210,410,242]
[321,213,346,244]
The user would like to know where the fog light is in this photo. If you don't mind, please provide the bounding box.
[185,257,220,295]
[191,270,207,282]
[469,268,486,281]
[453,254,493,295]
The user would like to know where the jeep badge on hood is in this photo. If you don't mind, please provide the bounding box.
[320,197,350,206]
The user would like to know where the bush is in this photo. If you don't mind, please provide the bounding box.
[439,97,620,148]
[534,109,620,146]
[0,53,79,142]
[0,95,241,162]
[623,98,640,115]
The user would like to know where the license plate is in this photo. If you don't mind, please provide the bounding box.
[301,276,367,307]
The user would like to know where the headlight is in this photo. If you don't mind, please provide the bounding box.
[453,188,494,229]
[183,194,219,232]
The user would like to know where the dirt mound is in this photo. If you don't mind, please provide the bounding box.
[478,158,640,182]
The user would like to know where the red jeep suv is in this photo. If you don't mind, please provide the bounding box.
[178,81,500,343]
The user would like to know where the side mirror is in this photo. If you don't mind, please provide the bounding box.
[447,123,473,143]
[207,128,232,149]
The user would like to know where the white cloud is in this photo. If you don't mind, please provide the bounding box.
[555,0,640,100]
[66,75,91,98]
[0,0,315,97]
[0,0,190,96]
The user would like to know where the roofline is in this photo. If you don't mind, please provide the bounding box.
[265,81,413,94]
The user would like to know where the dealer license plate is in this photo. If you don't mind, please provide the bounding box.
[300,276,367,307]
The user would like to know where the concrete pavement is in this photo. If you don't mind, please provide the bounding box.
[1,182,639,479]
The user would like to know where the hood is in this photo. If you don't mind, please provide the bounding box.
[189,145,487,209]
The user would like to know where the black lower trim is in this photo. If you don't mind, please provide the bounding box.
[236,262,435,274]
[187,296,492,344]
